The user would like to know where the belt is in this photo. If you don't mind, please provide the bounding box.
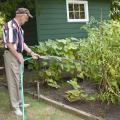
[5,48,22,53]
[5,48,9,50]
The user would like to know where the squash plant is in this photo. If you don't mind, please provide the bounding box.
[0,12,5,38]
[65,78,87,102]
[28,39,83,88]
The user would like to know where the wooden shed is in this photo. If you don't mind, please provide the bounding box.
[25,0,111,44]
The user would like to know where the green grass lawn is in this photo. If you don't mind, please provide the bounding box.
[0,87,84,120]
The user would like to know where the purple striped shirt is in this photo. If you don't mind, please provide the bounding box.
[3,18,24,52]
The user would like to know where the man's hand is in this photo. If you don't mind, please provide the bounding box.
[31,52,40,59]
[18,56,24,64]
[18,56,24,72]
[24,43,40,60]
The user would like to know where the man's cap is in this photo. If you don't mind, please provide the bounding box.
[16,8,33,18]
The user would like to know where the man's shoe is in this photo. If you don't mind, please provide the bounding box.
[14,108,22,116]
[20,103,30,108]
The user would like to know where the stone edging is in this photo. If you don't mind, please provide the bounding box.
[26,91,105,120]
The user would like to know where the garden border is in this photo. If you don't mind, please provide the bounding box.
[26,91,105,120]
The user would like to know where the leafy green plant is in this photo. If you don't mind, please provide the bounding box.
[80,20,120,104]
[38,61,61,88]
[65,89,81,102]
[67,79,80,90]
[110,0,120,20]
[28,19,120,104]
[47,79,60,88]
[28,39,83,88]
[0,0,35,20]
[0,12,5,38]
[65,79,87,102]
[97,91,118,105]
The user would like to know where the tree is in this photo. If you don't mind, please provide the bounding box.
[0,0,35,20]
[111,0,120,20]
[0,0,35,38]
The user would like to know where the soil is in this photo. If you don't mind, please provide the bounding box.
[25,80,120,120]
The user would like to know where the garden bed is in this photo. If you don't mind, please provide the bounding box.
[24,77,120,120]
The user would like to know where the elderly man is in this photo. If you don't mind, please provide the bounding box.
[3,8,39,116]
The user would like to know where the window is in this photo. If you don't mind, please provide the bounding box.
[66,0,89,22]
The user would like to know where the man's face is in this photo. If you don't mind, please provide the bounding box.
[20,14,29,25]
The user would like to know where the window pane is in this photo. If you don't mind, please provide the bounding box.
[69,12,74,19]
[80,4,84,12]
[67,1,88,21]
[74,4,79,11]
[80,12,85,19]
[69,4,73,11]
[75,12,79,19]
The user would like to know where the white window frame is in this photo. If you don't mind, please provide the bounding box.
[66,0,89,22]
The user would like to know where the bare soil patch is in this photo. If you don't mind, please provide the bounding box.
[25,79,120,120]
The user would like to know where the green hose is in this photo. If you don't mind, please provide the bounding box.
[24,57,32,61]
[20,57,32,120]
[20,64,25,120]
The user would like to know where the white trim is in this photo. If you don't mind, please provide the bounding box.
[66,0,89,23]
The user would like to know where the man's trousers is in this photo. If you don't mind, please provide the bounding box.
[3,50,23,110]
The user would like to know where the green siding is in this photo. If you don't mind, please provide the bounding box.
[36,0,111,42]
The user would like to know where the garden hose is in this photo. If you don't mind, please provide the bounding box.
[20,64,25,120]
[20,57,32,120]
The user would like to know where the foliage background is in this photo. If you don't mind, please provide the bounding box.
[110,0,120,20]
[0,0,35,38]
[28,18,120,103]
